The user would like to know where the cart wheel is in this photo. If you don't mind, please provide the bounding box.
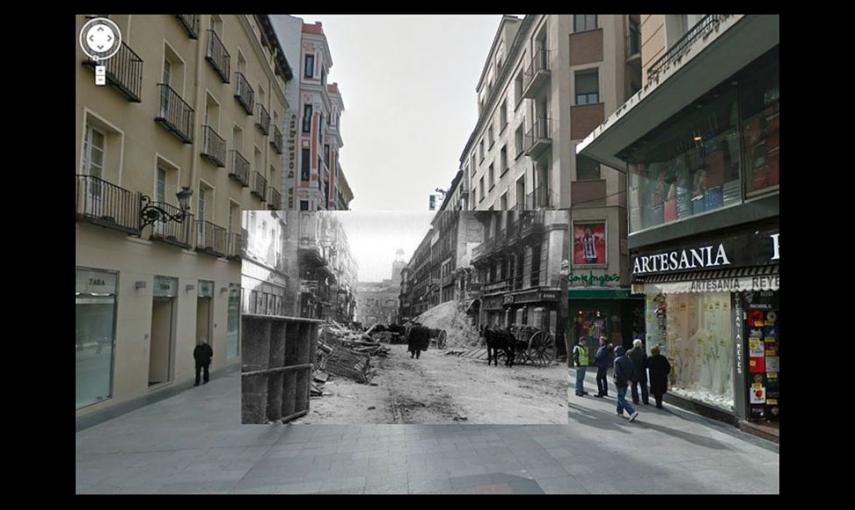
[528,331,555,367]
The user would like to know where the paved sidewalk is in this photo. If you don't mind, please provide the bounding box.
[76,369,779,494]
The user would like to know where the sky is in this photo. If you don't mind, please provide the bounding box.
[333,211,435,283]
[294,14,504,211]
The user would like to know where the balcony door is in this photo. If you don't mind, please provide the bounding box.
[153,165,168,237]
[82,125,106,216]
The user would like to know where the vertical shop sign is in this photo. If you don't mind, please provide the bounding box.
[732,294,747,419]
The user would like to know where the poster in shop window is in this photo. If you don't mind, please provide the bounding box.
[573,222,606,266]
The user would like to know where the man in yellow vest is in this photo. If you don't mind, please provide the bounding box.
[573,338,591,397]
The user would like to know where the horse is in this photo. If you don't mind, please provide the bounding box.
[483,326,516,367]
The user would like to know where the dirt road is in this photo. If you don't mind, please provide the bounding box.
[296,343,571,424]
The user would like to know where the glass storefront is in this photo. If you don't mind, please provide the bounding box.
[76,268,117,409]
[645,291,734,411]
[621,47,779,233]
[226,284,240,359]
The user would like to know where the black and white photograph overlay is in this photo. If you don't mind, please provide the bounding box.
[240,209,596,424]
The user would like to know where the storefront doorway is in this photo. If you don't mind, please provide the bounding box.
[76,268,118,409]
[149,276,177,387]
[196,280,214,348]
[226,284,240,359]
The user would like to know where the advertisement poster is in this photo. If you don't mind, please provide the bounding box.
[574,222,606,265]
[748,337,764,357]
[750,385,766,404]
[765,356,779,372]
[749,356,765,373]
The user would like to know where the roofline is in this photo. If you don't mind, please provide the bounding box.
[257,15,293,81]
[475,15,523,91]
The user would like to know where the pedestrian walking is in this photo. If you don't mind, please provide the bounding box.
[572,339,591,396]
[627,338,650,405]
[613,346,639,422]
[593,336,610,397]
[407,323,429,360]
[646,345,672,409]
[193,339,213,386]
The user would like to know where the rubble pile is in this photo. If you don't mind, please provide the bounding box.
[312,321,390,392]
[415,301,481,348]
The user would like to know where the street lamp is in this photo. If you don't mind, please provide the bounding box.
[140,187,193,231]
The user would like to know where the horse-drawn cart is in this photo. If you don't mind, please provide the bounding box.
[499,325,556,366]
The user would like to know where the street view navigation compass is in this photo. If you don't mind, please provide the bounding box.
[79,17,122,86]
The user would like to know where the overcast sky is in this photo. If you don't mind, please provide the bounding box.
[333,211,435,283]
[294,14,504,211]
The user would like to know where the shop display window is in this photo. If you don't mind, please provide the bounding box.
[574,309,621,353]
[76,268,117,409]
[740,49,779,197]
[622,83,741,232]
[645,291,734,411]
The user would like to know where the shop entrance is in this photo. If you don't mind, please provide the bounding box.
[196,280,214,348]
[149,276,177,387]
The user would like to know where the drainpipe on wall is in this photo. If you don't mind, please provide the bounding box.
[189,15,206,212]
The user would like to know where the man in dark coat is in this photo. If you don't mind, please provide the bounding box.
[407,323,430,359]
[193,340,213,386]
[627,338,650,405]
[646,345,672,409]
[593,336,611,398]
[613,346,639,422]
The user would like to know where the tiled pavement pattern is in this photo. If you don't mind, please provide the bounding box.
[76,369,779,494]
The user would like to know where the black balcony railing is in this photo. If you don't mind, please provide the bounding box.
[524,117,552,157]
[176,15,200,39]
[270,126,284,154]
[234,72,255,115]
[520,210,546,237]
[252,172,268,200]
[155,84,194,143]
[647,15,731,81]
[149,202,194,248]
[268,187,282,210]
[200,125,226,167]
[226,231,242,260]
[255,104,271,135]
[523,48,550,97]
[229,150,250,186]
[196,220,227,256]
[75,174,141,235]
[84,41,143,102]
[206,29,231,83]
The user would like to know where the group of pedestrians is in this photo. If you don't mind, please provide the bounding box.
[572,336,671,422]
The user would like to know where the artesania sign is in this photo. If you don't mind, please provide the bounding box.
[633,244,730,275]
[632,228,779,276]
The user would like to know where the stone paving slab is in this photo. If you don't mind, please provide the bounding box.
[76,369,779,494]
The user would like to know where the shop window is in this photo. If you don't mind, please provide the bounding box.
[740,50,779,197]
[621,81,742,232]
[645,292,735,411]
[76,268,117,409]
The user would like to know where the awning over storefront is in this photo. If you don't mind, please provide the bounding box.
[576,15,778,169]
[637,265,779,294]
[567,288,632,300]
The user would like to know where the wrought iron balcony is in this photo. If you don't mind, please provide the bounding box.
[520,210,546,238]
[441,273,454,287]
[524,116,551,158]
[647,15,732,81]
[200,125,226,167]
[525,187,554,210]
[75,174,141,235]
[83,41,143,102]
[484,280,510,294]
[522,48,550,98]
[252,172,268,200]
[206,29,230,83]
[234,72,255,115]
[229,150,250,186]
[155,84,194,143]
[270,125,284,154]
[176,15,200,39]
[196,220,227,257]
[255,103,271,135]
[268,187,282,210]
[226,231,242,261]
[149,202,194,249]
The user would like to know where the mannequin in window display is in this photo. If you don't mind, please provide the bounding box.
[692,168,707,215]
[674,155,692,218]
[664,181,678,222]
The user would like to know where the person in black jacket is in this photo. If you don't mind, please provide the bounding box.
[193,340,213,386]
[646,345,672,409]
[627,339,650,405]
[407,323,430,360]
[613,346,639,422]
[592,336,611,398]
